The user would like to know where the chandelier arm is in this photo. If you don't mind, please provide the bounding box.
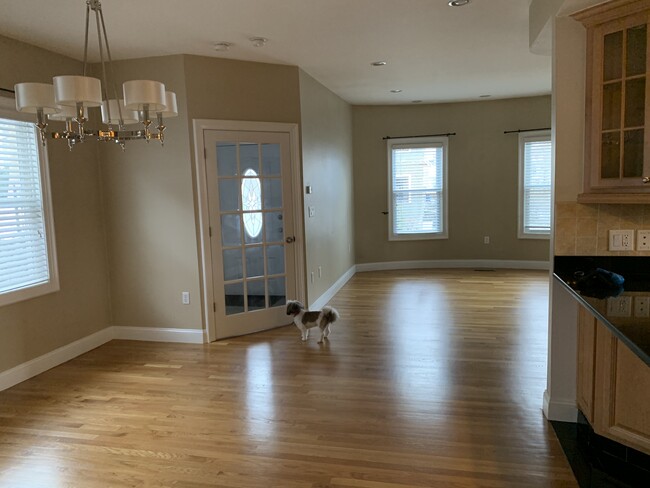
[98,6,124,129]
[83,1,91,75]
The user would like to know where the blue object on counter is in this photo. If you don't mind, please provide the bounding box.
[572,268,625,298]
[595,268,625,286]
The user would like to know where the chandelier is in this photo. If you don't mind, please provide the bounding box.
[13,0,178,150]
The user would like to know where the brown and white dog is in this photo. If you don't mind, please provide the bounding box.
[286,300,339,343]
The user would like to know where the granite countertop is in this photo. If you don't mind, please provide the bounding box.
[554,256,650,368]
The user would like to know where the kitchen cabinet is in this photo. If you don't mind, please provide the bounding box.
[573,0,650,202]
[576,304,650,455]
[576,306,597,424]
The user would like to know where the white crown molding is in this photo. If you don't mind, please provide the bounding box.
[0,326,206,392]
[112,326,206,344]
[355,259,550,272]
[310,265,356,311]
[0,327,113,392]
[543,389,578,422]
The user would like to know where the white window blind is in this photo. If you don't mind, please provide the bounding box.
[0,117,51,295]
[519,133,552,237]
[388,137,448,240]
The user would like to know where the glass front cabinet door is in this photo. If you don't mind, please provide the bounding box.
[574,1,650,197]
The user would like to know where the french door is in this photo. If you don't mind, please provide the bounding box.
[203,128,298,339]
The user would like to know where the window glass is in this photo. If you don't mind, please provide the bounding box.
[0,115,58,305]
[388,137,448,240]
[519,132,552,238]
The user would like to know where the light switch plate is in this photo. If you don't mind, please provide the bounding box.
[607,296,632,317]
[609,230,635,251]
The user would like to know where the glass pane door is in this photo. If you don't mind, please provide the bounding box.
[204,130,296,339]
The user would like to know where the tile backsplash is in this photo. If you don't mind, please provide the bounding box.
[555,202,650,256]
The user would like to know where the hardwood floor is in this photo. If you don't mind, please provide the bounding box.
[0,269,577,487]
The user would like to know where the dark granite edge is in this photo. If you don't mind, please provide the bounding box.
[554,274,650,368]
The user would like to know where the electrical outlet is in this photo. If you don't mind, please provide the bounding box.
[637,230,650,251]
[308,206,315,218]
[484,236,490,244]
[182,291,190,305]
[634,297,650,317]
[609,230,635,251]
[607,296,632,317]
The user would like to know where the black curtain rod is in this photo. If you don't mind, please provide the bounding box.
[0,87,15,95]
[383,132,456,140]
[503,127,550,134]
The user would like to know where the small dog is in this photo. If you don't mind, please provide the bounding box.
[286,300,339,343]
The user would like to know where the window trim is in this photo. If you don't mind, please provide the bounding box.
[387,136,449,241]
[0,96,59,307]
[518,130,552,240]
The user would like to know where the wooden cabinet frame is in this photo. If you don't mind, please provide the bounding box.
[576,303,650,455]
[573,0,650,202]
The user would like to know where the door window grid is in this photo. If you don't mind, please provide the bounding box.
[216,141,286,315]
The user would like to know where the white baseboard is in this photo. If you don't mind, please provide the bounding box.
[0,327,113,392]
[542,389,578,422]
[0,325,206,392]
[111,326,206,344]
[310,265,356,310]
[356,259,550,272]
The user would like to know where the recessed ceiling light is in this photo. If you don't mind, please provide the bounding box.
[448,0,471,6]
[250,37,268,47]
[479,94,491,98]
[371,61,387,66]
[411,100,423,104]
[214,42,233,51]
[390,89,402,93]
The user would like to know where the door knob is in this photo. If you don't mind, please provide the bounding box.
[285,236,295,243]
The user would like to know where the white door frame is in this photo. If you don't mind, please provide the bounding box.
[193,119,306,342]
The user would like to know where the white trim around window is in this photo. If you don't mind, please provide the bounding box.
[0,97,59,307]
[387,136,448,241]
[518,130,552,240]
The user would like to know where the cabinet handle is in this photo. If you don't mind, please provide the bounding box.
[643,177,650,184]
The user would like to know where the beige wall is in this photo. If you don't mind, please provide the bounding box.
[99,55,303,330]
[183,56,301,124]
[298,70,355,305]
[352,97,552,265]
[0,35,111,372]
[96,55,202,329]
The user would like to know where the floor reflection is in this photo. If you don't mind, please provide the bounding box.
[244,342,276,439]
[386,280,452,419]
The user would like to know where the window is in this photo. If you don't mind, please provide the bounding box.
[388,137,448,240]
[241,168,262,238]
[0,109,58,307]
[519,131,552,238]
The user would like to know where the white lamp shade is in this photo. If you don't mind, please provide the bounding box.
[101,99,140,125]
[123,80,166,111]
[49,105,88,121]
[53,75,102,107]
[157,91,178,118]
[14,83,59,114]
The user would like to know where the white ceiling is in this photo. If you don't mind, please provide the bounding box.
[0,0,553,105]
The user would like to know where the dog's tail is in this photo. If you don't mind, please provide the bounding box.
[322,306,340,323]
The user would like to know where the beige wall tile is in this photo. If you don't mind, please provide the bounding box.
[576,236,598,255]
[576,218,597,237]
[576,203,598,219]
